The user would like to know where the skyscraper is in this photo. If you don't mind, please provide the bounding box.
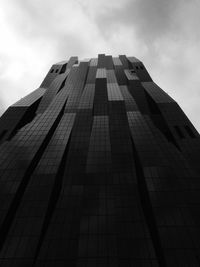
[0,54,200,266]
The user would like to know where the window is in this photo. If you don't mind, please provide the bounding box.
[140,66,144,70]
[130,69,135,74]
[174,126,184,139]
[0,130,7,141]
[184,125,195,138]
[60,64,67,74]
[55,69,59,73]
[50,69,54,73]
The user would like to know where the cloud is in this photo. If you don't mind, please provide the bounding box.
[86,0,200,129]
[0,0,103,108]
[0,0,200,131]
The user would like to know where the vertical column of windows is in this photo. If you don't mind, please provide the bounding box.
[86,116,111,174]
[127,111,200,265]
[113,57,127,85]
[35,110,93,264]
[64,62,89,113]
[0,77,72,251]
[119,85,138,111]
[0,114,75,263]
[35,63,92,264]
[93,68,108,116]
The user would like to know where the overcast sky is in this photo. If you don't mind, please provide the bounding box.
[0,0,200,130]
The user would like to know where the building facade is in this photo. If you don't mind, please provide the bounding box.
[0,54,200,266]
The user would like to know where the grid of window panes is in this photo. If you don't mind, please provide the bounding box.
[0,54,199,266]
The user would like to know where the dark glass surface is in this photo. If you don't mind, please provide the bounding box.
[0,54,199,266]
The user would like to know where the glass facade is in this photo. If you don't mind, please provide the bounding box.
[0,54,200,266]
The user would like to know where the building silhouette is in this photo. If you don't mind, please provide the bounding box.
[0,54,200,266]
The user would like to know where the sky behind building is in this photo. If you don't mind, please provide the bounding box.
[0,0,200,130]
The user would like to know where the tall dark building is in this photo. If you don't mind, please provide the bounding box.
[0,54,200,266]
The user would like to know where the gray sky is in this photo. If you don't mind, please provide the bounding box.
[0,0,200,131]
